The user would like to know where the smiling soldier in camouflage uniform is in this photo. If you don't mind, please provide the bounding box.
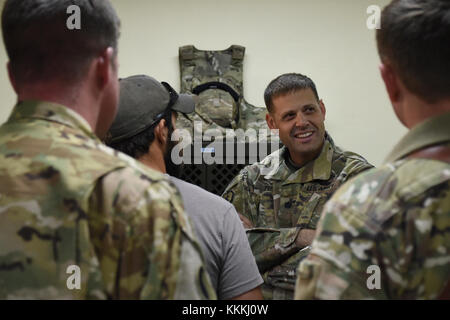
[0,0,214,300]
[222,73,373,299]
[295,0,450,300]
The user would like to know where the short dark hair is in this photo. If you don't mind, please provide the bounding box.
[377,0,450,103]
[2,0,121,85]
[105,110,173,159]
[264,73,320,113]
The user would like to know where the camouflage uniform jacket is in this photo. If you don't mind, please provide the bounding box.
[295,112,450,300]
[222,134,373,299]
[176,45,268,138]
[0,101,216,300]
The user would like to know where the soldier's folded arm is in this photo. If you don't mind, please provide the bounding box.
[238,213,254,229]
[246,226,315,274]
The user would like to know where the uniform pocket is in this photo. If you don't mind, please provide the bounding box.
[296,193,322,229]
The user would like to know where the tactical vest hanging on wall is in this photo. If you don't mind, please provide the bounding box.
[177,45,268,137]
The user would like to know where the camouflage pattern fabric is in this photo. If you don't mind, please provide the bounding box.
[177,45,269,138]
[295,112,450,300]
[0,101,216,300]
[222,134,373,299]
[239,98,268,132]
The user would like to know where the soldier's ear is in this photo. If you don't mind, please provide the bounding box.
[319,100,326,118]
[7,62,19,95]
[266,113,277,130]
[380,62,400,104]
[95,47,115,90]
[155,119,168,145]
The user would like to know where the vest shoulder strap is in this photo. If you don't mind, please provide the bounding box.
[179,45,195,61]
[231,45,245,61]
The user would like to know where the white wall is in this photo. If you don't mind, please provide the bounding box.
[0,0,406,166]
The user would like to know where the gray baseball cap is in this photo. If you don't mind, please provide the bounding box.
[108,75,195,143]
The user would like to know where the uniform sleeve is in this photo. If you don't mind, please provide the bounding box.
[218,205,264,299]
[88,167,216,300]
[222,168,258,225]
[342,156,374,181]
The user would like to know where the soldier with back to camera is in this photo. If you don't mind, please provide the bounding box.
[0,0,214,300]
[295,0,450,300]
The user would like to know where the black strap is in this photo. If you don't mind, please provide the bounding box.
[192,81,240,103]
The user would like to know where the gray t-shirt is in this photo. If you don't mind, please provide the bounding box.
[169,176,263,299]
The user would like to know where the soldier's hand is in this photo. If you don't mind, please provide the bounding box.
[295,229,316,248]
[239,214,254,229]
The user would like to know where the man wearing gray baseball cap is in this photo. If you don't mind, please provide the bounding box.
[105,75,264,300]
[107,74,195,145]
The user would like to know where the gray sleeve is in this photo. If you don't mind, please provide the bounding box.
[218,205,264,300]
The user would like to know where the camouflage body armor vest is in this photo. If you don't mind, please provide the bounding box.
[177,45,268,137]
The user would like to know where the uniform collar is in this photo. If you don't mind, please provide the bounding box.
[385,111,450,163]
[8,100,98,140]
[264,134,334,184]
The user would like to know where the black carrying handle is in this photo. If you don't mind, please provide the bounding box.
[192,81,240,103]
